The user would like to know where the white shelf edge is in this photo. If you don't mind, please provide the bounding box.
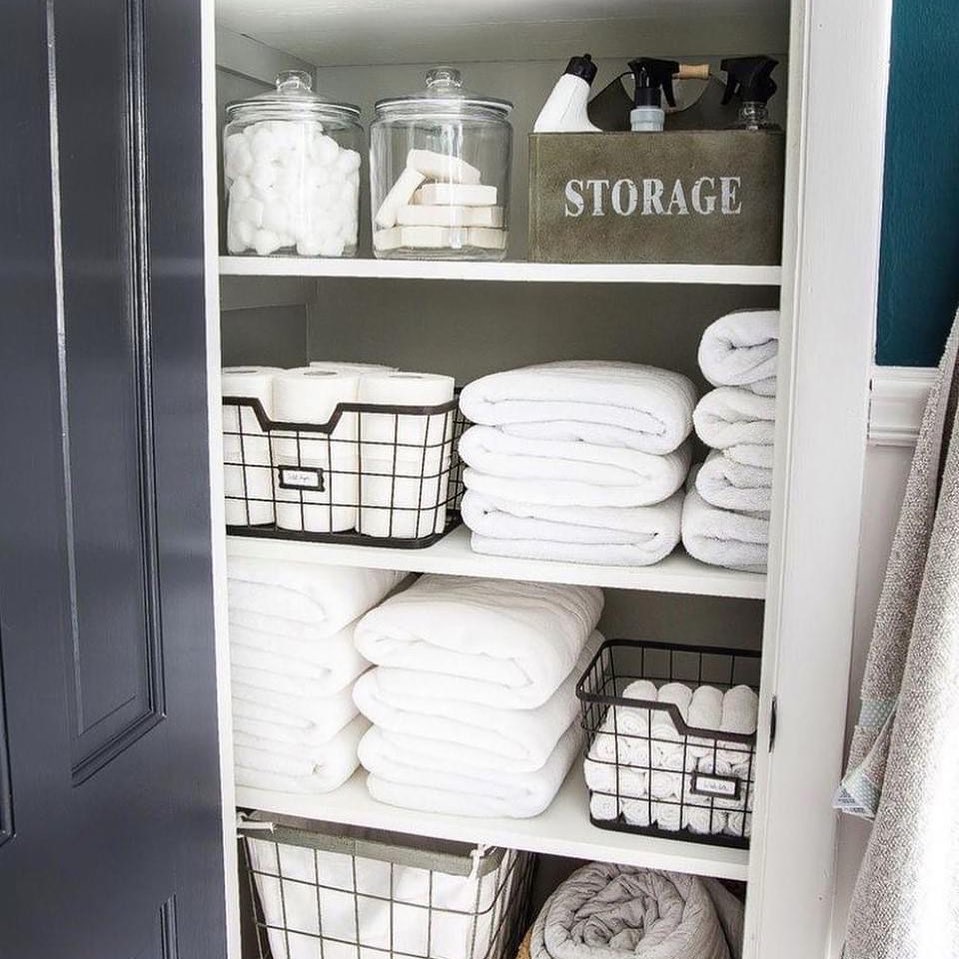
[226,525,766,599]
[236,766,750,882]
[219,256,782,286]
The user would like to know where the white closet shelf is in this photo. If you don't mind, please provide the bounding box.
[226,525,766,599]
[235,766,750,881]
[219,256,782,286]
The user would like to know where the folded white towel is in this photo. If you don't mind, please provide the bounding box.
[724,443,775,469]
[696,450,773,513]
[353,634,602,772]
[459,361,697,455]
[462,490,683,567]
[228,558,405,638]
[230,623,368,696]
[682,489,769,573]
[460,425,692,504]
[354,574,603,709]
[235,716,368,794]
[698,309,780,395]
[232,682,358,744]
[717,685,759,766]
[693,387,776,450]
[363,720,582,818]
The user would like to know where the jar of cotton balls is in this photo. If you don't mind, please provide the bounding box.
[223,70,362,258]
[370,67,512,260]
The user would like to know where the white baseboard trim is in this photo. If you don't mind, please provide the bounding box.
[868,366,936,446]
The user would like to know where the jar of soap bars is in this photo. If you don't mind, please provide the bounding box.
[223,70,362,257]
[370,67,513,260]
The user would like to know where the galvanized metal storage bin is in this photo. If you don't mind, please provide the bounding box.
[528,131,785,265]
[238,813,533,959]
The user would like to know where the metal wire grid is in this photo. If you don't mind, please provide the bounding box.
[576,639,761,849]
[223,396,468,548]
[240,824,533,959]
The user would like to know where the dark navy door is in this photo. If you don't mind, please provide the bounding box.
[0,1,226,957]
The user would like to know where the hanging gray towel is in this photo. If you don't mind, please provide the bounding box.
[836,308,959,958]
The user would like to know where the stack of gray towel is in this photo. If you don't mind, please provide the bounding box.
[682,309,780,572]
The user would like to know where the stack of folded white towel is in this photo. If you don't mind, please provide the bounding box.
[457,361,698,566]
[682,310,780,572]
[228,557,405,793]
[352,574,605,817]
[585,681,758,837]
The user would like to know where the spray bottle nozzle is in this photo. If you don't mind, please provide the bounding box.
[628,58,679,109]
[720,56,779,106]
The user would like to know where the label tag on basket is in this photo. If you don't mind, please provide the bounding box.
[278,467,325,492]
[690,773,742,802]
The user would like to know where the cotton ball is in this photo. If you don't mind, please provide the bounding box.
[275,233,295,250]
[297,235,323,256]
[347,170,360,191]
[236,219,255,247]
[226,227,245,254]
[319,236,345,257]
[233,197,264,229]
[305,164,331,192]
[261,199,290,234]
[335,149,361,177]
[224,138,253,180]
[250,127,279,164]
[230,176,253,201]
[311,135,340,168]
[314,182,340,210]
[253,229,282,256]
[273,166,301,198]
[250,163,277,195]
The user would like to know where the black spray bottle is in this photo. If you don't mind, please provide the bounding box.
[628,58,678,132]
[721,56,780,130]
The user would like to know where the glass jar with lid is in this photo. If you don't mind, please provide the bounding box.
[370,67,513,261]
[223,70,362,258]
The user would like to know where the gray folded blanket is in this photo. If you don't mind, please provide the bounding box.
[531,862,744,959]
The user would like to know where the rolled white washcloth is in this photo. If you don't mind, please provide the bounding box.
[357,371,456,539]
[587,680,657,767]
[650,682,693,757]
[590,793,653,826]
[696,450,773,514]
[271,368,361,533]
[698,309,780,395]
[717,685,760,766]
[222,367,280,526]
[686,685,725,758]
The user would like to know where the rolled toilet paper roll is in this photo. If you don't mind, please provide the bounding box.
[271,368,361,533]
[357,457,449,540]
[221,367,280,526]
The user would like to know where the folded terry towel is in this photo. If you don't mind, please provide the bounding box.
[235,715,368,794]
[459,361,697,455]
[232,682,358,744]
[693,387,776,451]
[462,490,682,567]
[354,574,603,709]
[698,309,780,396]
[696,450,773,513]
[228,558,405,638]
[230,621,368,695]
[353,634,602,772]
[460,426,692,506]
[363,720,582,819]
[682,489,769,573]
[531,862,745,959]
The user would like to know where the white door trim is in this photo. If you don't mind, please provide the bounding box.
[868,366,936,446]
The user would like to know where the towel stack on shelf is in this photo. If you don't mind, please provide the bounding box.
[682,310,780,572]
[585,682,758,837]
[352,574,605,817]
[228,557,405,793]
[457,361,698,566]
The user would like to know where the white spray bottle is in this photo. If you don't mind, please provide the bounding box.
[534,54,601,133]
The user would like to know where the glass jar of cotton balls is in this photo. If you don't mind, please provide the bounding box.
[370,67,513,260]
[223,71,362,258]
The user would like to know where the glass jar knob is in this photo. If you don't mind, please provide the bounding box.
[425,66,462,90]
[276,69,313,93]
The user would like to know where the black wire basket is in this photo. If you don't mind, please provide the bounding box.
[223,396,467,548]
[238,813,534,959]
[576,639,761,849]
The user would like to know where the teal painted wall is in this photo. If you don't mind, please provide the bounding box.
[876,0,959,366]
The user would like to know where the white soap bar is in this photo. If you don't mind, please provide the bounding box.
[468,227,508,250]
[406,149,481,185]
[375,166,427,229]
[413,183,498,207]
[395,204,505,228]
[373,226,464,251]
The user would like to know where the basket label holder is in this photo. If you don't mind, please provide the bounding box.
[278,466,325,491]
[690,772,743,802]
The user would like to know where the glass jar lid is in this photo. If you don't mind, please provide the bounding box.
[226,70,360,123]
[374,67,513,120]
